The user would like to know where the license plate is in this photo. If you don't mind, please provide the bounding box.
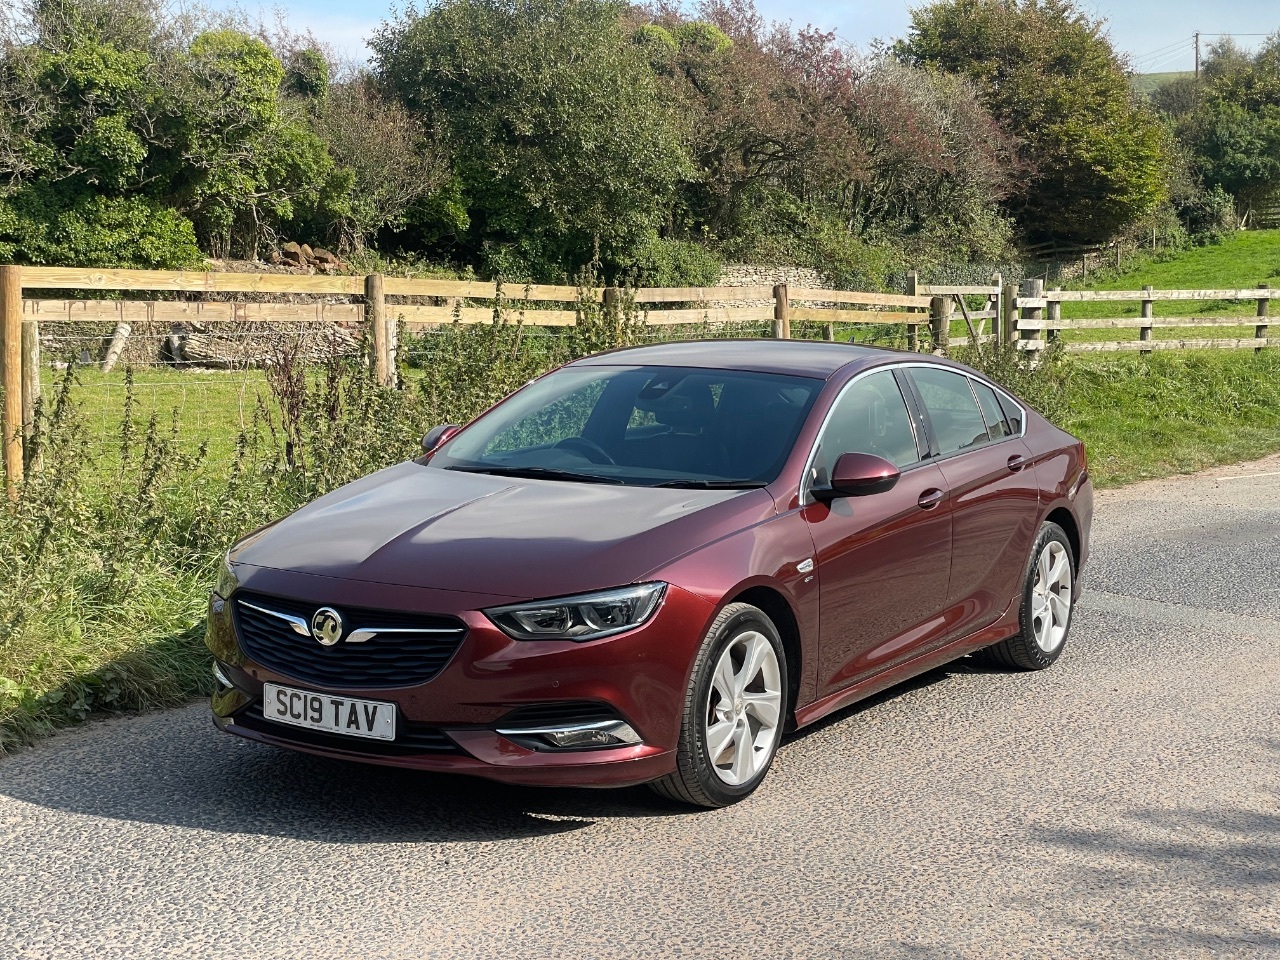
[262,683,396,741]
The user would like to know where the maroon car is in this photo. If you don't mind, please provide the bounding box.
[207,340,1091,807]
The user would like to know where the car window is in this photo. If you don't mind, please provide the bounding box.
[438,365,822,486]
[969,379,1012,441]
[812,370,920,484]
[485,379,607,455]
[910,367,990,455]
[996,390,1024,435]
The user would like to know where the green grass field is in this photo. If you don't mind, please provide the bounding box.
[1058,230,1280,326]
[1130,71,1193,96]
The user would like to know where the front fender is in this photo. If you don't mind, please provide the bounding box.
[642,510,820,709]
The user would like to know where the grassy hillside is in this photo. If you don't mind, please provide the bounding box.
[1131,71,1193,95]
[1060,230,1280,325]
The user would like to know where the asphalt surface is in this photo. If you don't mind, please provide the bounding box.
[2,456,1279,960]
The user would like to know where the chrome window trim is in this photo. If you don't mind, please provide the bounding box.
[798,360,1028,505]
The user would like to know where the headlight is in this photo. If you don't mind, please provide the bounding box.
[215,556,239,599]
[485,583,667,642]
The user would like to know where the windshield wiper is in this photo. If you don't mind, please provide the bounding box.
[446,465,623,484]
[652,479,769,489]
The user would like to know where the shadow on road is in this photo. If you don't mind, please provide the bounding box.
[0,705,694,844]
[0,652,1005,845]
[1021,735,1280,956]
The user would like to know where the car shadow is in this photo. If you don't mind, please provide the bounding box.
[0,704,698,845]
[0,653,1007,844]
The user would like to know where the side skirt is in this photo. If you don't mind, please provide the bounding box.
[792,610,1020,730]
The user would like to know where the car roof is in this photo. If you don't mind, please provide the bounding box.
[568,339,914,379]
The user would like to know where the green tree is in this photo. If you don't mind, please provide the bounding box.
[1165,36,1280,221]
[371,0,692,280]
[896,0,1172,245]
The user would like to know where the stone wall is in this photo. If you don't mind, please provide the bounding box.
[709,264,828,308]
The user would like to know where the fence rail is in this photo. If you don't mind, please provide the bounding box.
[0,265,946,495]
[1,263,1277,498]
[1009,279,1272,355]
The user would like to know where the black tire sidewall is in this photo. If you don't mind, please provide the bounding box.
[684,604,787,806]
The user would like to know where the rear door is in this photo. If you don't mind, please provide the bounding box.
[802,368,954,698]
[903,366,1040,639]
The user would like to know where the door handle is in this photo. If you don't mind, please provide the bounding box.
[918,488,944,510]
[1007,454,1027,473]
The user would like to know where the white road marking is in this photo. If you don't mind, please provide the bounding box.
[1217,471,1280,481]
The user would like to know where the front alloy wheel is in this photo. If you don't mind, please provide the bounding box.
[651,603,788,807]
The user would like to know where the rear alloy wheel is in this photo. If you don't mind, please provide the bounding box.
[650,603,787,808]
[984,522,1075,670]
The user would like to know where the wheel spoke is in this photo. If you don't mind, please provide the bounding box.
[1037,548,1051,586]
[1048,591,1070,627]
[1047,551,1069,587]
[1031,591,1050,622]
[712,654,736,705]
[736,634,769,695]
[741,691,779,727]
[729,723,754,783]
[706,718,736,764]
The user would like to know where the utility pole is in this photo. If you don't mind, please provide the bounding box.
[1194,32,1200,78]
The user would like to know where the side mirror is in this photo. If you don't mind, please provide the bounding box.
[421,424,461,455]
[816,452,901,500]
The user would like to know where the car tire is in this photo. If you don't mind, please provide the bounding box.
[982,521,1076,671]
[650,602,788,808]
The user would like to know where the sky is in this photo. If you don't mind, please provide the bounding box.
[208,0,1277,71]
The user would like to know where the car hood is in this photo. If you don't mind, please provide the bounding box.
[230,461,776,600]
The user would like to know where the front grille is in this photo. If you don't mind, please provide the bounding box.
[232,591,467,689]
[235,701,462,756]
[497,701,625,728]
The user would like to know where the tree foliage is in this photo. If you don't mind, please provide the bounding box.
[371,0,692,279]
[0,0,1191,279]
[896,0,1172,246]
[1158,35,1280,221]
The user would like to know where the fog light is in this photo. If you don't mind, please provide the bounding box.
[212,661,235,690]
[496,719,642,750]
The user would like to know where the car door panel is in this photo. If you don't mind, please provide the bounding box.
[806,461,953,696]
[934,439,1039,635]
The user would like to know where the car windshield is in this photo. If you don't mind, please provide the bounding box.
[430,364,823,487]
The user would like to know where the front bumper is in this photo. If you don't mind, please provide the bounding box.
[207,568,715,788]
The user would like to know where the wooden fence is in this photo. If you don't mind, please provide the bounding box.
[1007,279,1276,355]
[0,265,940,495]
[2,263,1277,497]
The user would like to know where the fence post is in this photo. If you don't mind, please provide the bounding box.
[907,272,920,352]
[773,283,790,339]
[991,273,1003,342]
[101,321,131,374]
[1140,285,1154,352]
[1046,288,1061,344]
[1257,283,1270,354]
[1019,278,1044,358]
[603,286,620,325]
[365,273,391,387]
[1,265,22,498]
[930,297,950,353]
[21,319,39,469]
[1003,282,1019,347]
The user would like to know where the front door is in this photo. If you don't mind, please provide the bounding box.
[802,369,954,698]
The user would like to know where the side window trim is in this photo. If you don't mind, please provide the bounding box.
[963,376,1000,444]
[991,384,1028,439]
[896,368,939,460]
[800,364,925,504]
[901,363,1024,463]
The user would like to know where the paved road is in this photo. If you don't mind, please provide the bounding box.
[2,457,1279,960]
